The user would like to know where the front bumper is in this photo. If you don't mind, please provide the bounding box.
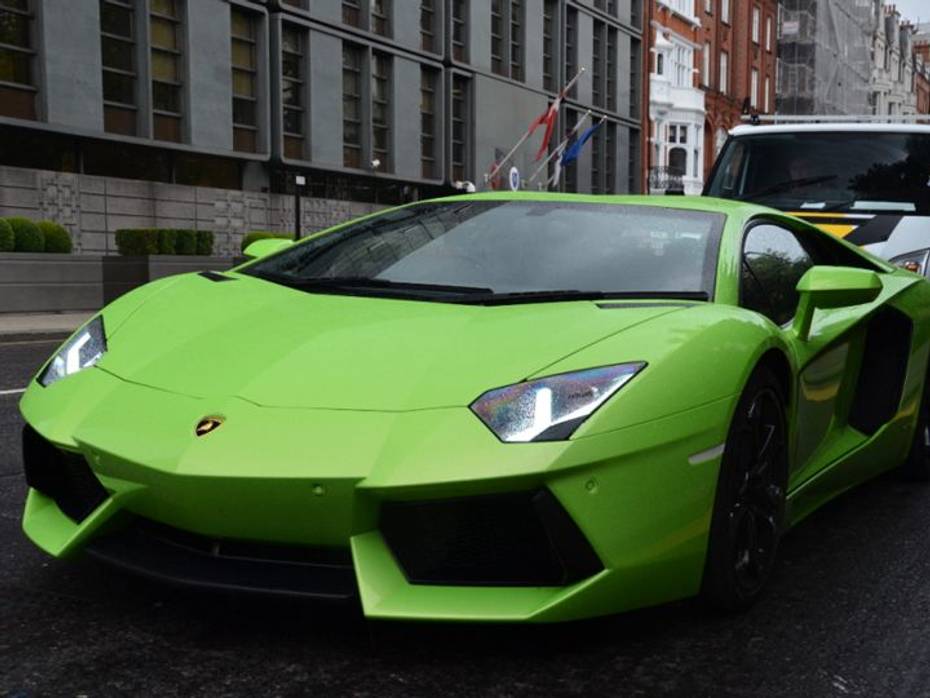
[20,367,733,622]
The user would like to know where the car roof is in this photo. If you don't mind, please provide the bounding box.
[730,123,930,137]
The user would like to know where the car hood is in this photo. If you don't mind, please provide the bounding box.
[98,272,689,411]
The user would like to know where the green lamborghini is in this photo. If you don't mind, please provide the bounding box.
[19,193,930,622]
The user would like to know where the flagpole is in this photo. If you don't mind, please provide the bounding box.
[546,115,607,189]
[526,109,592,186]
[484,67,586,185]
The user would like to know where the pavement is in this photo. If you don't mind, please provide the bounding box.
[0,312,89,340]
[4,337,930,696]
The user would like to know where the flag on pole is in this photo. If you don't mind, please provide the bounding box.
[529,98,562,161]
[560,119,604,166]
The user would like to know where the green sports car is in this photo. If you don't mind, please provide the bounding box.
[19,193,930,622]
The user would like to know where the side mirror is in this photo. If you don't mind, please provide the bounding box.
[242,238,293,260]
[793,266,882,340]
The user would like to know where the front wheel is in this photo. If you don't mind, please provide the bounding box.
[701,366,788,612]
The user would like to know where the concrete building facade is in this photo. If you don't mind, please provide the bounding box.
[0,0,644,254]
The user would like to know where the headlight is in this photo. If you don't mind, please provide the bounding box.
[890,249,930,276]
[470,363,646,443]
[38,316,107,387]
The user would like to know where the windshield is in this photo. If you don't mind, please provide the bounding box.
[243,201,724,303]
[706,131,930,215]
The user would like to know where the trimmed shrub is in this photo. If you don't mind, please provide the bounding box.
[8,217,44,253]
[241,231,291,252]
[0,219,13,252]
[175,229,197,255]
[115,229,160,256]
[115,228,215,256]
[37,221,73,253]
[196,230,214,256]
[158,228,177,255]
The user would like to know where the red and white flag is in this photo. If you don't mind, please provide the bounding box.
[529,97,563,161]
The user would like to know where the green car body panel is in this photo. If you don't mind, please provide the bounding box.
[18,193,930,622]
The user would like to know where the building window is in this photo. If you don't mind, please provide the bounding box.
[592,21,603,107]
[765,16,773,52]
[490,0,523,81]
[490,0,503,75]
[371,0,390,37]
[750,68,759,108]
[420,67,437,179]
[509,0,523,81]
[752,6,760,44]
[0,0,37,120]
[371,51,391,172]
[451,0,467,62]
[719,50,728,95]
[542,0,556,91]
[764,75,771,112]
[342,42,362,168]
[591,126,602,194]
[702,41,711,86]
[606,27,617,112]
[101,0,138,135]
[451,74,470,181]
[720,0,729,24]
[150,0,183,143]
[342,0,361,27]
[231,7,258,152]
[605,122,616,193]
[704,0,712,13]
[281,23,305,159]
[565,7,577,96]
[420,0,436,53]
[672,43,693,88]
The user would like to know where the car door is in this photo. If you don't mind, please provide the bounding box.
[739,222,872,487]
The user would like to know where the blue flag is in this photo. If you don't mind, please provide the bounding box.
[560,120,604,166]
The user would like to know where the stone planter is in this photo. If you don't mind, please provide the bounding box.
[0,253,104,313]
[102,255,235,304]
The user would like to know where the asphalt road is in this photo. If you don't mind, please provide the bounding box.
[4,338,930,697]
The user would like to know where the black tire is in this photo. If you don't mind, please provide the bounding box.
[900,378,930,482]
[701,366,789,612]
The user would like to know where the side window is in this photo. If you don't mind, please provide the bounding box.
[741,224,814,326]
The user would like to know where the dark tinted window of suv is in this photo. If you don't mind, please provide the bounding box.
[741,224,814,326]
[706,131,930,215]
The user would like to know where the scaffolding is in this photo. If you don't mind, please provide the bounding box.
[777,0,878,115]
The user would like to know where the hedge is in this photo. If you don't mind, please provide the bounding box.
[196,230,214,256]
[37,221,73,253]
[8,217,43,253]
[0,219,12,252]
[115,228,213,256]
[241,231,292,252]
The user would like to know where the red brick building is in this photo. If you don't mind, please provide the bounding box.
[699,0,778,173]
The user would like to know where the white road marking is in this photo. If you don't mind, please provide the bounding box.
[0,388,26,396]
[688,443,726,465]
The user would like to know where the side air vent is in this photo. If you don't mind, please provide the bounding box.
[849,307,913,435]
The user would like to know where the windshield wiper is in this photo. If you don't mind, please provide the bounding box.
[259,274,494,296]
[738,174,838,201]
[456,290,710,306]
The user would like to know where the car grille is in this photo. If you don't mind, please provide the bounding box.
[86,518,358,601]
[380,489,602,587]
[22,425,109,523]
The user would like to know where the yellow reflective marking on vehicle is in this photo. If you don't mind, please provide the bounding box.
[815,224,858,238]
